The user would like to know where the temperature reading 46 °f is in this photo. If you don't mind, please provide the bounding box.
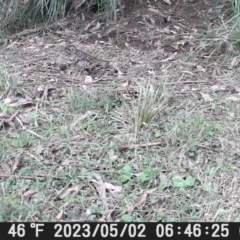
[8,224,26,237]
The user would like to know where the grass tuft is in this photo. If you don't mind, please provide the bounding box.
[133,80,167,131]
[112,80,167,133]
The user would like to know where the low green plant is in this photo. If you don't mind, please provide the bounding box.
[231,0,240,15]
[112,80,167,133]
[133,81,166,131]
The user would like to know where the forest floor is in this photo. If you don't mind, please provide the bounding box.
[0,0,240,221]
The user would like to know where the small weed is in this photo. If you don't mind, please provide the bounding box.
[11,131,36,148]
[0,103,14,114]
[121,214,133,222]
[133,81,166,131]
[138,168,154,182]
[231,0,240,15]
[118,164,132,182]
[68,88,114,114]
[172,176,196,188]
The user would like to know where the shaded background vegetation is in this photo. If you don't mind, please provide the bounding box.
[0,0,127,34]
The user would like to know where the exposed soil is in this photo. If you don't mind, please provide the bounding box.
[0,0,232,76]
[0,0,233,90]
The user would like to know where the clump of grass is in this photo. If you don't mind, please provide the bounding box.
[231,0,240,15]
[112,80,167,132]
[0,0,69,32]
[133,80,166,131]
[193,0,240,54]
[0,0,124,33]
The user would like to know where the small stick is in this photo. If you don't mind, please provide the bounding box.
[0,173,60,180]
[166,81,208,85]
[118,141,163,151]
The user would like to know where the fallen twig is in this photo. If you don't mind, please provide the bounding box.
[166,81,208,85]
[118,141,163,151]
[0,173,61,180]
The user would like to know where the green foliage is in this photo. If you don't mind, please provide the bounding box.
[231,0,240,14]
[1,0,68,32]
[0,0,123,33]
[0,103,14,114]
[172,176,195,188]
[118,164,132,182]
[121,214,133,222]
[11,131,35,148]
[138,168,153,182]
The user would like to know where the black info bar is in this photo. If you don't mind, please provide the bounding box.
[2,222,240,239]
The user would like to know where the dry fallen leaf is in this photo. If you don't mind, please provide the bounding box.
[121,81,128,87]
[162,52,177,62]
[210,85,226,91]
[105,182,122,194]
[137,193,148,206]
[8,98,33,108]
[4,98,12,104]
[56,210,64,220]
[163,0,172,5]
[59,186,78,199]
[154,40,162,48]
[90,173,112,221]
[226,96,240,101]
[12,156,20,174]
[144,188,157,194]
[196,65,206,72]
[212,68,217,79]
[230,57,238,68]
[136,188,157,206]
[171,40,188,50]
[1,163,12,174]
[85,75,93,83]
[227,43,234,53]
[23,190,38,197]
[92,21,101,32]
[200,93,213,102]
[171,44,179,50]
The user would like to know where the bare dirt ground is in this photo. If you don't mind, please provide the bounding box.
[1,0,240,221]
